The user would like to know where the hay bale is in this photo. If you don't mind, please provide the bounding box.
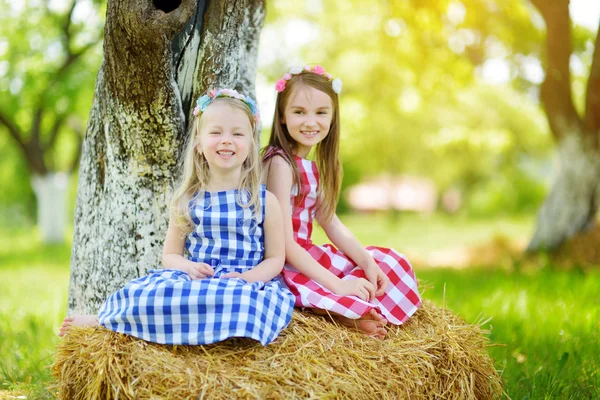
[52,300,504,399]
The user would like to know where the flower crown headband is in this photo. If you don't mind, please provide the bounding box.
[193,88,260,123]
[275,65,342,94]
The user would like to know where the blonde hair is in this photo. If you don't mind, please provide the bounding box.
[263,72,341,224]
[171,97,261,233]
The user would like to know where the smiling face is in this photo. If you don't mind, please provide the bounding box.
[197,101,253,175]
[281,84,333,158]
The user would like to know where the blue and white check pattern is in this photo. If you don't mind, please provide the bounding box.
[98,185,295,346]
[186,188,264,264]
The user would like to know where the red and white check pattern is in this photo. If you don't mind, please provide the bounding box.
[264,147,422,325]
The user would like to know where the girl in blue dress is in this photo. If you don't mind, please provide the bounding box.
[59,89,295,346]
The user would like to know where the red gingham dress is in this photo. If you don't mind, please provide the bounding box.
[264,147,422,325]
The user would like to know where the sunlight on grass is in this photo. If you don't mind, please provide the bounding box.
[419,268,600,399]
[0,228,70,396]
[313,212,534,256]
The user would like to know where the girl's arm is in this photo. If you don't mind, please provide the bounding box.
[162,217,214,279]
[318,215,371,267]
[318,215,390,296]
[265,156,375,300]
[233,191,285,283]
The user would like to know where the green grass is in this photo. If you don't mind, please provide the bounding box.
[419,268,599,399]
[0,228,70,398]
[314,212,534,255]
[1,214,598,399]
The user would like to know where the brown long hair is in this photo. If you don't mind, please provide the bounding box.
[263,71,341,224]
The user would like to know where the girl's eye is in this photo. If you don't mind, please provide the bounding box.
[233,133,244,136]
[294,111,304,115]
[318,111,328,115]
[209,131,220,135]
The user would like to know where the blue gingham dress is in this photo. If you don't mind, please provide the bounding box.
[98,185,295,346]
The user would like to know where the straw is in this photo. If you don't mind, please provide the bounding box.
[52,300,504,399]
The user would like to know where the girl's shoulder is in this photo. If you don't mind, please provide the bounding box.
[262,147,293,174]
[264,153,294,181]
[262,146,298,166]
[262,146,316,170]
[262,145,285,160]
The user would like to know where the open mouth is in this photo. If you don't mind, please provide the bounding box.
[301,131,319,137]
[217,150,235,158]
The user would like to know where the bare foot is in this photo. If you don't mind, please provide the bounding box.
[313,308,388,339]
[58,315,99,337]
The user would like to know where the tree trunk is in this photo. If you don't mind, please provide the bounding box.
[172,0,207,118]
[68,0,266,314]
[32,172,70,243]
[526,2,600,252]
[528,134,600,251]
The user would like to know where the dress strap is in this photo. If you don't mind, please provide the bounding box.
[262,146,291,164]
[260,184,266,223]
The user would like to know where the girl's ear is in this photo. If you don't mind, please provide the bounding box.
[280,117,286,125]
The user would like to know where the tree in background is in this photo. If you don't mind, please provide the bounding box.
[68,0,265,314]
[527,0,600,251]
[0,0,103,242]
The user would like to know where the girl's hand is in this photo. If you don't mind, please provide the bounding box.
[364,260,390,297]
[336,278,376,301]
[222,272,243,279]
[186,262,214,280]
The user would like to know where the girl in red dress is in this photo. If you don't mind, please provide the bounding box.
[262,65,422,338]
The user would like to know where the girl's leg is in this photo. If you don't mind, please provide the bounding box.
[311,308,388,339]
[58,315,99,337]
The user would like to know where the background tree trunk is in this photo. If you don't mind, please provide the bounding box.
[527,0,600,251]
[68,0,266,314]
[32,173,70,243]
[528,134,600,250]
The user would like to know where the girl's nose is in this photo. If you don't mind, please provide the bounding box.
[304,117,317,127]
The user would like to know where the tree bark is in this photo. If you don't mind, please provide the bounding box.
[190,0,265,100]
[527,1,600,251]
[68,0,266,314]
[527,134,600,251]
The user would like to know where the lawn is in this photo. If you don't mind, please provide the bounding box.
[1,214,598,399]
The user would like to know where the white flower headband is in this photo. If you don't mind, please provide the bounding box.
[275,65,342,94]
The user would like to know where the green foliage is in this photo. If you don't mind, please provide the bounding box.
[424,84,552,215]
[0,134,35,224]
[466,167,548,216]
[0,0,104,218]
[0,0,103,148]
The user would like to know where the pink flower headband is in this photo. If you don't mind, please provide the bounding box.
[275,65,342,94]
